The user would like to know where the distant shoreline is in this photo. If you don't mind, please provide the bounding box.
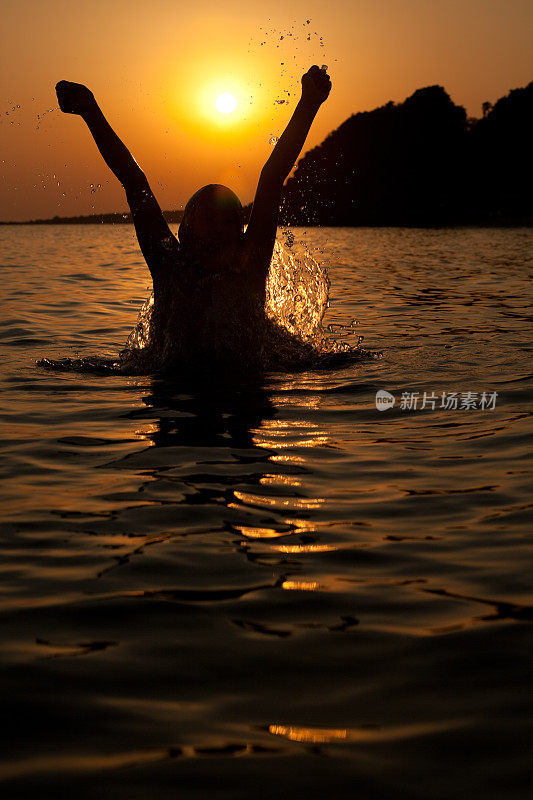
[1,214,531,227]
[0,210,182,226]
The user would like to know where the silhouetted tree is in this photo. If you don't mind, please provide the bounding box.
[468,82,533,222]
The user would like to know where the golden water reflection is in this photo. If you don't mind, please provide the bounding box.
[283,518,318,534]
[268,725,349,743]
[260,474,302,487]
[235,526,290,539]
[281,580,320,591]
[233,491,325,510]
[253,435,329,449]
[269,721,457,744]
[273,544,337,553]
[259,420,322,430]
[252,417,330,451]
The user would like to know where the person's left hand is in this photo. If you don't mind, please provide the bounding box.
[55,81,96,115]
[301,65,332,107]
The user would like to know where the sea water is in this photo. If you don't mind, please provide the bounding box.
[0,224,531,799]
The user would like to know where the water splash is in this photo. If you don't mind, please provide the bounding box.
[266,240,329,341]
[39,240,379,377]
[122,293,154,353]
[38,356,121,374]
[264,240,379,367]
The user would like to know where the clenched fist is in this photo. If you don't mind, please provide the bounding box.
[55,81,96,115]
[301,65,332,107]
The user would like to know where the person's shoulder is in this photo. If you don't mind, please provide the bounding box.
[151,238,184,283]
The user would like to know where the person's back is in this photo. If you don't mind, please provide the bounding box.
[145,242,267,374]
[55,66,331,374]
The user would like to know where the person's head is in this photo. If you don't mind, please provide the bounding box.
[178,184,243,258]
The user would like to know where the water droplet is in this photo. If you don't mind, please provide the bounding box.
[269,136,279,146]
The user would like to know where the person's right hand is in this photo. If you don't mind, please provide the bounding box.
[55,81,96,115]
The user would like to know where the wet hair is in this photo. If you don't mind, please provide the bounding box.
[178,184,243,254]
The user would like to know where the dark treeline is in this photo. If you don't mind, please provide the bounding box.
[279,81,533,226]
[3,81,531,226]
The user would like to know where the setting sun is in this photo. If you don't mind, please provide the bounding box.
[181,73,255,135]
[215,92,238,114]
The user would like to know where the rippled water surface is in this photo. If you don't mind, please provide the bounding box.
[0,225,532,799]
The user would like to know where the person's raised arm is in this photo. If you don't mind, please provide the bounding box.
[245,66,331,261]
[55,81,178,279]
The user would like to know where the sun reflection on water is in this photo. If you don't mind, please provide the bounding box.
[269,725,348,743]
[233,491,325,510]
[235,526,290,539]
[259,474,302,487]
[273,544,337,553]
[281,580,320,591]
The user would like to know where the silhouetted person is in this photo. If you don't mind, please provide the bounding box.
[55,67,331,375]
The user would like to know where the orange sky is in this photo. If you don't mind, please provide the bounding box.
[1,0,532,221]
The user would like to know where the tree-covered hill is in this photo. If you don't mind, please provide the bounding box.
[280,81,533,225]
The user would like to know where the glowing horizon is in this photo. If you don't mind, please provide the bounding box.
[1,0,532,221]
